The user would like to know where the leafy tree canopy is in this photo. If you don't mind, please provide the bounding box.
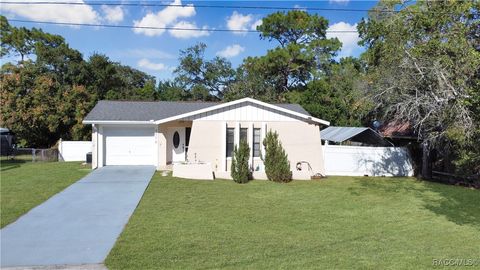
[358,0,480,175]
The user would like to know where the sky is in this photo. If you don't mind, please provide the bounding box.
[1,0,379,81]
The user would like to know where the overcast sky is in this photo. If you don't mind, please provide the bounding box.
[2,0,378,81]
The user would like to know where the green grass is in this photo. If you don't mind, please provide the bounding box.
[106,175,480,270]
[0,160,90,228]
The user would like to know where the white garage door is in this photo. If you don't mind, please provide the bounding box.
[104,126,155,165]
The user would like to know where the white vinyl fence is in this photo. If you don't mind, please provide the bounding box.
[58,140,92,162]
[323,145,414,177]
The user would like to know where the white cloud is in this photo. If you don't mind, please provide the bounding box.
[293,4,307,11]
[116,49,175,60]
[216,44,245,58]
[226,11,254,35]
[137,58,169,71]
[326,22,360,57]
[133,0,197,37]
[2,0,100,24]
[101,5,124,24]
[251,19,262,31]
[168,21,210,39]
[329,0,350,4]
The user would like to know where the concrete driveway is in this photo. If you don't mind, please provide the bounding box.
[1,166,156,268]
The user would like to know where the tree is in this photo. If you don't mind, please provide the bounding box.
[223,64,277,102]
[263,131,291,183]
[358,0,480,177]
[225,11,342,103]
[157,80,190,101]
[0,17,156,147]
[231,139,250,183]
[285,57,371,126]
[255,10,341,93]
[86,54,155,101]
[174,43,235,100]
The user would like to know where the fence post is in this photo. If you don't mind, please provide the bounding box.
[58,138,63,161]
[32,148,35,162]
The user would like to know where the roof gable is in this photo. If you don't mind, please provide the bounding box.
[155,98,328,125]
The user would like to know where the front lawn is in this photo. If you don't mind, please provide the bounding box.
[106,175,480,269]
[0,160,90,228]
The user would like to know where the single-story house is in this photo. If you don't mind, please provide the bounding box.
[83,97,330,179]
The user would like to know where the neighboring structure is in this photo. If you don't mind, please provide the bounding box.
[321,126,392,146]
[83,98,330,180]
[320,126,414,177]
[379,121,418,146]
[0,127,15,156]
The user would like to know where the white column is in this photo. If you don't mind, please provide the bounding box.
[235,122,240,147]
[92,124,97,169]
[58,138,63,161]
[98,125,104,168]
[221,122,226,171]
[261,122,267,157]
[248,122,253,168]
[154,125,159,170]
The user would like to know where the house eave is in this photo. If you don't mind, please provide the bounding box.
[82,120,157,125]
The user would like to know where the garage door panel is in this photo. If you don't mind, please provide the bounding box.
[104,127,155,166]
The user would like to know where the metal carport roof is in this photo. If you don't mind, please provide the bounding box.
[320,126,391,146]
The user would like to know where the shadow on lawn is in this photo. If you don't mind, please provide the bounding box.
[0,159,26,172]
[349,178,480,228]
[422,183,480,228]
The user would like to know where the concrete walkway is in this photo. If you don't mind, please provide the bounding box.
[1,166,156,268]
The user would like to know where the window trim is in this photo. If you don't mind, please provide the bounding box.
[240,127,248,144]
[226,127,235,158]
[253,127,261,158]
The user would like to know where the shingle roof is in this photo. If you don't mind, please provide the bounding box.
[84,100,310,121]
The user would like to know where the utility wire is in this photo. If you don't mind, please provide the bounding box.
[8,19,360,33]
[1,1,399,13]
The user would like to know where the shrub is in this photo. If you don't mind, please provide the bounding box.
[263,131,292,183]
[231,139,250,183]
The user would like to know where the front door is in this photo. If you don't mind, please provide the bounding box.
[169,127,185,163]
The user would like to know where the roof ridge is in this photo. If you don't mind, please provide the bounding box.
[99,100,220,104]
[98,100,304,105]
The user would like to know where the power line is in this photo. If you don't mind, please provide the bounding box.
[1,1,398,13]
[8,19,360,33]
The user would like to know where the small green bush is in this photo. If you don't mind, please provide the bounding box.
[231,139,250,183]
[263,131,292,183]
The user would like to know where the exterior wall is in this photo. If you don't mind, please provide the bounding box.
[187,120,325,180]
[267,122,325,179]
[187,121,223,171]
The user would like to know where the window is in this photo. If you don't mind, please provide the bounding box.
[240,128,248,143]
[173,131,180,149]
[226,128,234,157]
[253,128,261,157]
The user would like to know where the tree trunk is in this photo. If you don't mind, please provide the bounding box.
[422,140,432,180]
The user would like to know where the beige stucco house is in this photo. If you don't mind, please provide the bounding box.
[83,98,330,180]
